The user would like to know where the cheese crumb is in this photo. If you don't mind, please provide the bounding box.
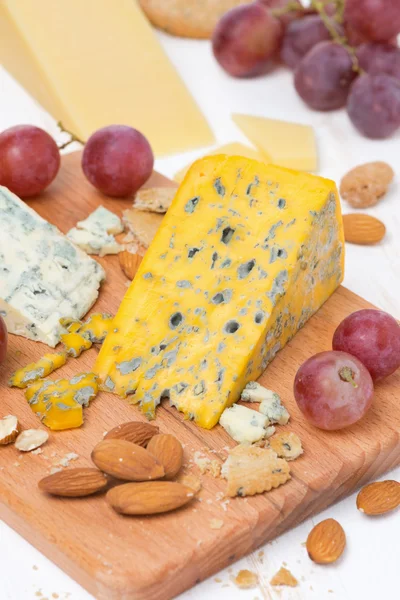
[270,566,299,587]
[209,518,224,530]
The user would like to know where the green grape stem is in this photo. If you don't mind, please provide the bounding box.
[339,366,358,388]
[57,120,85,150]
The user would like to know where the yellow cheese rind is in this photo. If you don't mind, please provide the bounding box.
[78,313,113,344]
[174,143,270,184]
[95,155,344,428]
[232,114,317,172]
[0,0,214,156]
[61,332,92,358]
[8,353,67,388]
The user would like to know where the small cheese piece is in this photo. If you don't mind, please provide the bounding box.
[66,227,122,257]
[174,142,269,184]
[269,432,303,461]
[219,404,269,444]
[0,0,214,156]
[134,188,177,214]
[232,114,317,172]
[8,352,67,388]
[221,444,291,497]
[95,155,344,428]
[61,332,92,357]
[59,317,83,333]
[0,186,105,347]
[25,372,98,430]
[78,313,113,343]
[241,382,290,425]
[77,206,124,235]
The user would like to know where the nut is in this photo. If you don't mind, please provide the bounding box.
[119,251,143,280]
[91,439,164,481]
[106,481,196,515]
[15,429,49,452]
[306,518,346,564]
[356,480,400,515]
[340,161,394,208]
[0,415,20,445]
[39,468,108,497]
[146,434,183,479]
[342,214,386,245]
[104,421,159,447]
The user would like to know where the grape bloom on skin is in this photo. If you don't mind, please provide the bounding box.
[294,351,374,431]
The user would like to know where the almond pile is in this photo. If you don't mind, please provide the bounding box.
[38,421,198,516]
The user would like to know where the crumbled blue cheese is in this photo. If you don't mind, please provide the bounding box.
[241,382,290,425]
[66,228,122,257]
[219,404,269,444]
[77,206,123,235]
[0,186,105,347]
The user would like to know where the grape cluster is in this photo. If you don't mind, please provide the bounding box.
[212,0,400,139]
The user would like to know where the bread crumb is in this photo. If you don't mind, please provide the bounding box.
[31,448,43,455]
[52,595,59,599]
[233,569,259,589]
[50,467,63,475]
[270,567,298,587]
[214,577,222,583]
[209,518,224,530]
[32,565,38,570]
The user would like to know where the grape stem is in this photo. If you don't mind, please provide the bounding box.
[339,366,358,388]
[57,121,85,150]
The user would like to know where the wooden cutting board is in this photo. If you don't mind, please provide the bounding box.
[0,152,399,600]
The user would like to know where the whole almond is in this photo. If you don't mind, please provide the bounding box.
[306,518,346,564]
[106,481,195,515]
[91,439,164,481]
[39,468,108,497]
[340,161,394,208]
[119,251,143,280]
[356,480,400,515]
[343,214,386,245]
[104,421,159,447]
[146,434,183,479]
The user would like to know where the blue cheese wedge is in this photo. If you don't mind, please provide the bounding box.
[241,382,290,425]
[77,206,123,235]
[0,186,105,347]
[66,228,122,257]
[219,404,271,444]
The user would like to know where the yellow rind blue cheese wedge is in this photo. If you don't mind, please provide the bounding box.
[95,155,345,429]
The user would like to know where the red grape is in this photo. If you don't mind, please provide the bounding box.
[212,3,283,78]
[357,43,400,81]
[347,73,400,139]
[294,41,357,111]
[281,15,342,69]
[294,351,374,431]
[0,125,60,198]
[333,309,400,382]
[344,0,400,43]
[260,0,303,26]
[82,125,154,197]
[0,315,7,364]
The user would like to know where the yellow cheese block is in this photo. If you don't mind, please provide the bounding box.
[174,143,269,184]
[232,114,318,172]
[0,0,214,156]
[95,155,344,429]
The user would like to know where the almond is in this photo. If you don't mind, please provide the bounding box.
[0,415,20,445]
[106,481,195,515]
[39,468,108,497]
[306,518,346,564]
[146,433,183,479]
[343,214,386,245]
[356,480,400,515]
[91,439,164,481]
[15,429,49,452]
[104,421,159,447]
[119,251,143,280]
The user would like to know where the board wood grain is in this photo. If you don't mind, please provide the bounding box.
[0,152,399,600]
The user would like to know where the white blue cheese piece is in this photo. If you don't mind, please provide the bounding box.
[66,228,122,257]
[219,404,270,444]
[77,205,124,234]
[241,382,290,425]
[0,186,105,347]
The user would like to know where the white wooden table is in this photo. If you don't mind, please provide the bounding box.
[1,28,399,600]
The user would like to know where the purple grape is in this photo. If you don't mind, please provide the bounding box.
[347,73,400,139]
[294,41,357,111]
[357,43,400,80]
[333,309,400,381]
[281,15,342,69]
[294,351,374,431]
[344,0,400,43]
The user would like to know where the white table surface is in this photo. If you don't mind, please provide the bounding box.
[0,26,399,600]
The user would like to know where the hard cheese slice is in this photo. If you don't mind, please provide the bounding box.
[95,155,344,429]
[232,114,317,172]
[0,0,214,156]
[174,143,269,184]
[0,186,105,347]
